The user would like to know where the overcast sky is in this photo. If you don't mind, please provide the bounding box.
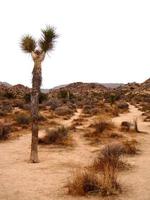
[0,0,150,88]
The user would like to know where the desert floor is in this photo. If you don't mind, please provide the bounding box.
[0,105,150,200]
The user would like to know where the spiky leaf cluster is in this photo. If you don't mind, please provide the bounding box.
[39,26,57,52]
[21,35,36,53]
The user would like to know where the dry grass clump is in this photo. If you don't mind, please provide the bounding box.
[92,143,129,172]
[93,143,122,195]
[39,126,73,146]
[67,165,121,196]
[67,143,122,197]
[85,120,115,139]
[67,170,101,196]
[93,143,124,171]
[55,106,74,116]
[15,113,31,125]
[122,139,138,155]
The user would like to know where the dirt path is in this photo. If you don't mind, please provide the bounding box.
[112,105,150,200]
[0,109,99,200]
[0,105,150,200]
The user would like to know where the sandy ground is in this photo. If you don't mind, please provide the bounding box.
[0,105,150,200]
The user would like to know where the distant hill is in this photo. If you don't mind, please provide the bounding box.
[49,82,108,97]
[51,82,124,90]
[0,82,12,87]
[101,83,124,89]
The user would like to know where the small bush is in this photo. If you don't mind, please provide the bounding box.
[38,114,47,122]
[24,92,48,104]
[4,92,15,99]
[67,170,101,196]
[57,90,75,100]
[39,126,72,146]
[55,106,74,116]
[94,121,114,133]
[85,121,114,138]
[0,124,11,140]
[16,113,31,125]
[0,110,7,116]
[93,143,125,172]
[122,139,138,155]
[0,104,13,115]
[121,121,131,132]
[95,143,122,195]
[117,102,129,110]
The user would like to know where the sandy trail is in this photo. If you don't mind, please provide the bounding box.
[0,105,150,200]
[112,105,150,200]
[0,109,99,200]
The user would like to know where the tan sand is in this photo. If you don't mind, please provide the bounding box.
[0,105,150,200]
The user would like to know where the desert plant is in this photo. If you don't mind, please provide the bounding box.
[109,93,118,105]
[24,92,48,104]
[85,121,114,139]
[67,170,101,196]
[117,102,129,110]
[0,124,11,140]
[4,91,15,99]
[39,126,72,146]
[92,143,125,172]
[94,121,113,133]
[98,143,122,195]
[134,118,140,133]
[122,139,138,155]
[16,113,31,125]
[21,26,57,163]
[55,106,74,116]
[120,121,131,132]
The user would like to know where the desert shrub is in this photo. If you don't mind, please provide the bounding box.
[4,92,15,99]
[0,110,6,116]
[57,90,75,100]
[93,143,122,195]
[109,93,118,105]
[24,93,31,103]
[101,143,124,158]
[86,121,114,139]
[107,132,123,138]
[0,124,11,140]
[117,102,129,110]
[120,121,131,132]
[0,104,12,113]
[16,113,31,125]
[39,93,48,104]
[21,104,31,110]
[83,106,100,115]
[122,139,138,155]
[46,99,62,110]
[57,90,68,99]
[93,143,125,171]
[111,106,119,116]
[55,106,74,116]
[82,105,93,114]
[39,126,72,145]
[38,114,47,121]
[24,92,48,104]
[94,121,114,133]
[67,170,101,196]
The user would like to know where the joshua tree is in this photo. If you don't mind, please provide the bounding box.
[21,26,57,163]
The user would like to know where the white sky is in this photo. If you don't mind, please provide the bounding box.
[0,0,150,88]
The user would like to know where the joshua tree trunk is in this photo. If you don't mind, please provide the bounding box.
[30,52,45,163]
